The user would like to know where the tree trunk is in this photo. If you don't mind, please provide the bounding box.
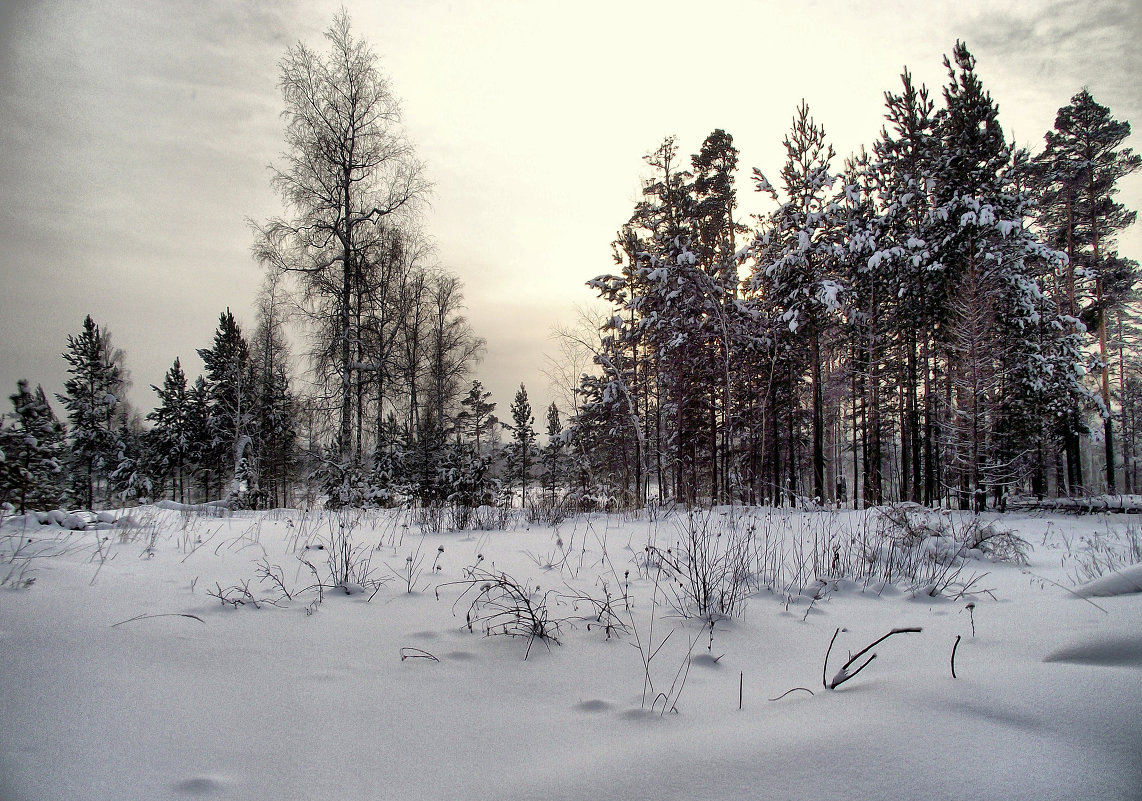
[811,331,825,503]
[1097,276,1115,493]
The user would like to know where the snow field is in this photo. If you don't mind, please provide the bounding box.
[1,506,1140,800]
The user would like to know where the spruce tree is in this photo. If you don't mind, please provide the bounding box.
[507,384,536,504]
[0,381,66,512]
[184,376,213,501]
[250,286,299,508]
[542,401,564,505]
[148,358,190,502]
[108,420,154,505]
[57,316,125,508]
[869,69,940,503]
[197,309,252,501]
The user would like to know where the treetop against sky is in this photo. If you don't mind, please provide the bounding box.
[0,0,1138,417]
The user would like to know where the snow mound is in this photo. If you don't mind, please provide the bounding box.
[33,509,96,530]
[1074,563,1142,597]
[154,500,231,515]
[1044,635,1142,668]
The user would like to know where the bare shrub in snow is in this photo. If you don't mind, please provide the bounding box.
[1067,521,1142,584]
[854,505,1026,597]
[207,579,281,609]
[437,566,562,659]
[525,494,575,527]
[621,555,702,714]
[445,501,513,532]
[1,529,38,589]
[474,503,515,531]
[642,509,761,621]
[562,580,630,640]
[298,511,388,598]
[255,557,293,603]
[411,503,446,534]
[386,538,443,594]
[960,517,1030,564]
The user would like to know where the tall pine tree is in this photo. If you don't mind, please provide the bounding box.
[507,384,536,504]
[148,358,190,502]
[0,381,66,512]
[1034,88,1141,493]
[197,310,252,501]
[57,316,125,508]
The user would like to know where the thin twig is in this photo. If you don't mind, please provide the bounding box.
[822,627,840,689]
[1021,568,1109,614]
[826,627,922,690]
[769,687,815,702]
[111,612,205,628]
[951,634,962,678]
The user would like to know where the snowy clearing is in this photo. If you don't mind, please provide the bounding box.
[1,506,1140,800]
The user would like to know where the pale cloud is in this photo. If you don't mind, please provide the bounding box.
[965,0,1142,123]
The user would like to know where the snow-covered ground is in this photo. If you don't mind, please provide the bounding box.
[2,505,1140,800]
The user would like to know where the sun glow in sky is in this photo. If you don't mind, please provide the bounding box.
[1,0,1139,420]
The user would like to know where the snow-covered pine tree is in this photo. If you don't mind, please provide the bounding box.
[932,43,1017,505]
[57,315,126,509]
[507,384,536,505]
[1000,147,1095,499]
[1033,88,1141,493]
[689,129,745,502]
[566,372,633,508]
[457,380,496,455]
[592,225,648,504]
[750,101,843,504]
[0,380,66,513]
[184,376,213,502]
[586,135,699,504]
[365,410,406,506]
[931,42,1074,506]
[439,440,498,515]
[836,148,885,506]
[869,68,940,503]
[107,420,154,505]
[147,358,190,503]
[630,137,705,503]
[541,401,564,506]
[197,309,252,503]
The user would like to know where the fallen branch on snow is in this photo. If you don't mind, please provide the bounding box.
[823,626,923,690]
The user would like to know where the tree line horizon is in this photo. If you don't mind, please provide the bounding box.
[1,16,1138,513]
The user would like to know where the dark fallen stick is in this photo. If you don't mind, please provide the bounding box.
[826,627,923,690]
[111,613,205,628]
[399,647,440,662]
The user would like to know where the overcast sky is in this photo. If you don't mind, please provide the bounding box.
[1,0,1140,423]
